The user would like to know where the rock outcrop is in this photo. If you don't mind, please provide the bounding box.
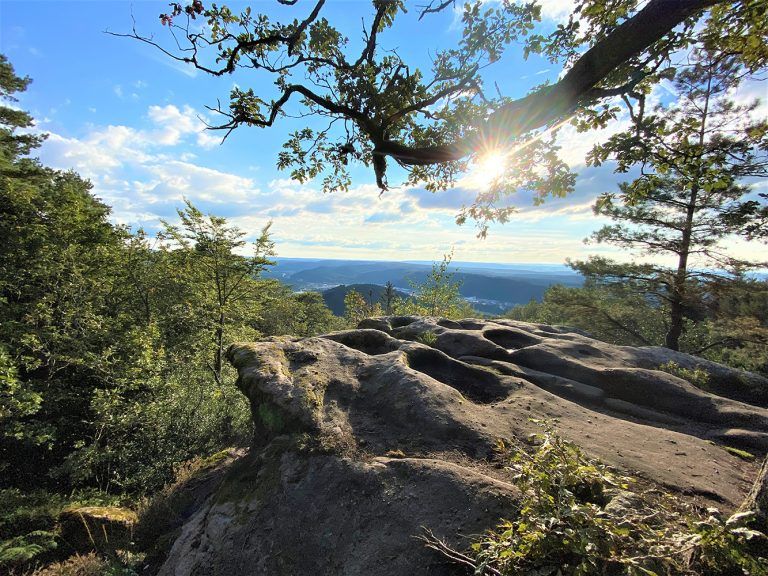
[157,317,768,575]
[58,506,137,554]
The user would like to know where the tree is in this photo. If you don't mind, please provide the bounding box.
[120,0,766,229]
[0,55,284,496]
[396,251,474,318]
[256,285,342,337]
[0,54,45,169]
[506,283,673,347]
[572,52,767,351]
[702,278,768,375]
[343,289,382,327]
[381,281,397,315]
[160,200,275,385]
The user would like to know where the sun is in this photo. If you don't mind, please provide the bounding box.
[471,150,508,189]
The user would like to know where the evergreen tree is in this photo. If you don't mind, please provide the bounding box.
[381,281,397,315]
[573,52,768,350]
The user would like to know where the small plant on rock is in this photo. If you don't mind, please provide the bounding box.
[658,361,711,390]
[422,424,768,575]
[415,332,439,347]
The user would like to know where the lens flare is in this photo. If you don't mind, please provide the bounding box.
[472,150,507,188]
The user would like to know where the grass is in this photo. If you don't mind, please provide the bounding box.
[724,446,756,461]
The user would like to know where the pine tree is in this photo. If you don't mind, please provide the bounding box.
[573,51,768,350]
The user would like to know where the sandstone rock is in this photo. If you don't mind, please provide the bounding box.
[157,317,768,576]
[58,506,137,553]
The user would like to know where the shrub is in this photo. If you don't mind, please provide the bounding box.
[658,361,710,390]
[415,332,439,347]
[134,449,238,569]
[0,490,64,571]
[423,424,768,575]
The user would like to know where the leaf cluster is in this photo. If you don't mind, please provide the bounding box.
[425,425,768,575]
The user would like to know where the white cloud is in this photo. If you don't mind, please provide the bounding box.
[147,104,205,145]
[535,0,576,23]
[37,113,632,263]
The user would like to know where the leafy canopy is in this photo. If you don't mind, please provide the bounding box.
[119,0,767,233]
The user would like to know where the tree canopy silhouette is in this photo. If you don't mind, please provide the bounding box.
[117,0,767,228]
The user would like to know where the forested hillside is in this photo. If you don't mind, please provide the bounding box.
[0,55,346,569]
[268,259,583,314]
[320,284,409,316]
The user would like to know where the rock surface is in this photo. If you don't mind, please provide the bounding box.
[158,317,768,576]
[58,506,137,554]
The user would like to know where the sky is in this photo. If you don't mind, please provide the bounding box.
[1,0,766,265]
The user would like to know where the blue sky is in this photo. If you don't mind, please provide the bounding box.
[1,0,765,264]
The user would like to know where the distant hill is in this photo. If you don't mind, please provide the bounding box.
[265,258,583,315]
[321,284,409,316]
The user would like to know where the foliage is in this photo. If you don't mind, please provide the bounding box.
[688,509,768,576]
[506,282,668,347]
[658,361,710,390]
[381,281,398,316]
[395,251,474,319]
[256,286,343,337]
[0,488,127,572]
[572,52,767,351]
[0,55,338,499]
[343,289,383,327]
[424,425,768,575]
[118,1,768,235]
[0,531,58,569]
[506,280,768,377]
[701,279,768,375]
[159,199,275,386]
[134,450,235,563]
[415,332,438,347]
[30,552,138,576]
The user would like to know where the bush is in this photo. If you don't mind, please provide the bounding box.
[423,424,768,575]
[0,490,65,570]
[0,489,131,573]
[415,332,439,347]
[658,361,710,390]
[134,449,238,570]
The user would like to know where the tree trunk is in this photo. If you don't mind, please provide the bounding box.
[664,60,712,351]
[665,299,684,351]
[214,310,224,385]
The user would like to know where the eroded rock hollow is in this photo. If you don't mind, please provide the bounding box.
[158,317,768,575]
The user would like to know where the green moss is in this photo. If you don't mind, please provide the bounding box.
[198,449,233,470]
[213,435,308,507]
[257,403,286,433]
[303,388,324,410]
[60,506,137,524]
[658,360,710,390]
[724,446,756,461]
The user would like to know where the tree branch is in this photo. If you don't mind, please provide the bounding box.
[373,0,723,166]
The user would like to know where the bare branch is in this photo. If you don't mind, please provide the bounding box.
[417,0,455,21]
